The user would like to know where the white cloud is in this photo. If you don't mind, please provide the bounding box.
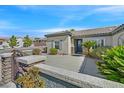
[0,27,87,37]
[95,6,124,13]
[0,20,18,29]
[31,27,87,33]
[17,5,40,11]
[59,6,124,25]
[18,6,124,26]
[92,6,124,22]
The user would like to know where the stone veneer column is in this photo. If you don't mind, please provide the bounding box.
[0,57,1,82]
[0,53,12,84]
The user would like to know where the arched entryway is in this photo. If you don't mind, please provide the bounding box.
[118,33,124,45]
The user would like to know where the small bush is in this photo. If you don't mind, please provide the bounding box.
[90,46,111,59]
[15,67,45,88]
[49,48,58,55]
[32,48,41,55]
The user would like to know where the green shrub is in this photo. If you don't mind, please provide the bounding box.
[32,48,41,55]
[90,46,111,59]
[96,46,124,84]
[50,48,58,55]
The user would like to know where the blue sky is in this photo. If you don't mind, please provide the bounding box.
[0,5,124,38]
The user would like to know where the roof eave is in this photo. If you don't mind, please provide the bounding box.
[45,31,72,37]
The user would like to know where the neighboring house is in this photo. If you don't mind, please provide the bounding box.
[0,38,10,49]
[33,38,47,48]
[0,38,6,46]
[16,37,24,48]
[45,24,124,55]
[0,37,24,49]
[0,37,35,49]
[0,39,5,45]
[16,37,34,48]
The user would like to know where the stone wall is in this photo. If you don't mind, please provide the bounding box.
[0,52,124,88]
[35,64,124,88]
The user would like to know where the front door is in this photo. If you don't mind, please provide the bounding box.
[75,39,82,54]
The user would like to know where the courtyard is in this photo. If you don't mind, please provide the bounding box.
[43,55,103,78]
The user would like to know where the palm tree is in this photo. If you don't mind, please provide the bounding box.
[82,40,96,56]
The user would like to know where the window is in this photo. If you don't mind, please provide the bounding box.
[51,40,63,50]
[101,39,105,47]
[97,40,101,47]
[92,40,97,49]
[92,39,105,49]
[55,41,60,49]
[0,42,2,45]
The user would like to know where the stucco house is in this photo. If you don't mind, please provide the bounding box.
[45,24,124,55]
[0,38,10,49]
[33,38,47,47]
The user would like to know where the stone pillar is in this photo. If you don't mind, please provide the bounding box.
[67,35,71,55]
[0,53,12,84]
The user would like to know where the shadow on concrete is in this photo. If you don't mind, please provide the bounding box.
[79,57,105,78]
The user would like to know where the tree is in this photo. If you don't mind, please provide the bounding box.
[82,40,96,55]
[8,35,17,48]
[70,29,75,31]
[23,35,32,47]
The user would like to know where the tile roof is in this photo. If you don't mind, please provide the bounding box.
[72,26,118,37]
[45,31,72,37]
[45,25,121,37]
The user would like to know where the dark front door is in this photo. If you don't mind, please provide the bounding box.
[75,39,82,54]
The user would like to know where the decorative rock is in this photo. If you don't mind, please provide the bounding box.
[0,82,16,88]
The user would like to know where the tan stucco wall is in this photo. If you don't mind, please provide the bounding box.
[112,30,124,46]
[71,36,113,54]
[46,35,71,55]
[83,36,113,47]
[72,36,113,48]
[46,30,124,55]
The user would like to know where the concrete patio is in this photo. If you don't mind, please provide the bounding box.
[44,55,104,78]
